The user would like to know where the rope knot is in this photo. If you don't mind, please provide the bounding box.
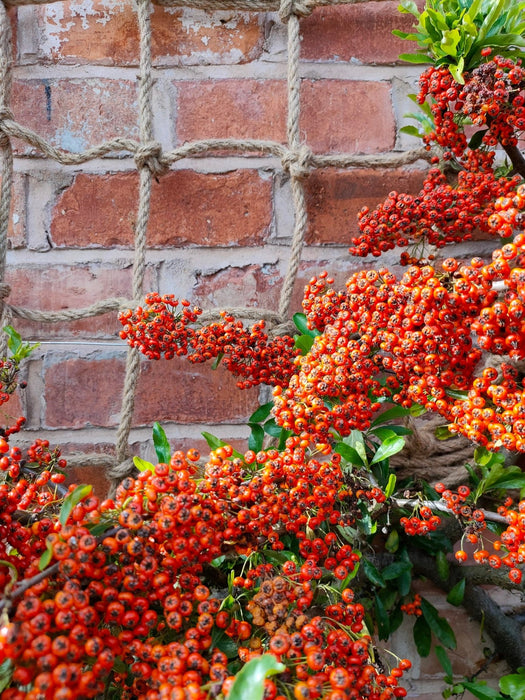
[0,284,10,300]
[134,141,169,176]
[282,145,313,180]
[279,0,314,22]
[0,108,13,123]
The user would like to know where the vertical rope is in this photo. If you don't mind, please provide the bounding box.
[278,5,309,320]
[0,2,13,355]
[115,0,155,471]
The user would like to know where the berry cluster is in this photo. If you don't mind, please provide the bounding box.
[119,294,299,389]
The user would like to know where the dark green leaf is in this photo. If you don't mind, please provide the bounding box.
[436,551,450,582]
[398,52,432,63]
[370,425,412,440]
[468,129,488,150]
[59,484,92,526]
[421,597,456,649]
[435,645,453,682]
[446,578,465,606]
[201,432,243,460]
[152,422,171,464]
[389,605,404,634]
[248,424,264,453]
[211,629,241,660]
[413,615,432,657]
[435,425,455,440]
[382,560,412,580]
[384,473,397,499]
[375,594,390,640]
[229,655,285,700]
[249,402,274,424]
[211,352,224,370]
[362,558,386,588]
[263,418,284,438]
[397,568,412,596]
[462,681,504,700]
[263,550,297,566]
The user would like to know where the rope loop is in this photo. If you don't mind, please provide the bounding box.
[0,107,13,147]
[134,140,169,176]
[281,144,313,180]
[279,0,314,22]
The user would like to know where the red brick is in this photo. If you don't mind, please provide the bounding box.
[11,79,138,155]
[5,265,154,340]
[64,461,112,499]
[50,170,272,247]
[43,355,259,428]
[134,358,259,426]
[177,79,394,154]
[300,2,422,64]
[177,80,287,144]
[193,264,282,310]
[36,3,263,66]
[0,173,25,248]
[44,357,125,429]
[305,167,427,244]
[301,81,395,153]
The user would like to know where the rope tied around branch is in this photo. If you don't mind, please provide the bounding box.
[134,140,170,176]
[281,144,313,180]
[279,0,314,21]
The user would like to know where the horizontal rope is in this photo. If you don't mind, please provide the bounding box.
[1,116,431,172]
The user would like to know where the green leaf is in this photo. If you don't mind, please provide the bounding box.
[362,558,386,588]
[462,681,504,700]
[398,0,419,16]
[248,424,265,453]
[435,425,455,441]
[249,402,274,424]
[440,28,461,57]
[371,405,410,426]
[38,541,53,571]
[152,422,171,464]
[420,597,456,649]
[335,442,364,467]
[201,432,243,460]
[400,125,423,137]
[436,551,450,582]
[446,578,465,606]
[293,313,318,338]
[228,655,285,700]
[499,671,525,700]
[382,560,412,580]
[375,593,390,640]
[133,456,155,473]
[263,418,284,438]
[413,615,432,657]
[211,628,241,660]
[468,129,488,150]
[398,52,433,63]
[370,435,405,465]
[384,473,397,499]
[295,334,314,355]
[371,426,412,441]
[3,325,40,362]
[385,529,399,553]
[59,484,92,526]
[435,645,453,682]
[0,660,13,694]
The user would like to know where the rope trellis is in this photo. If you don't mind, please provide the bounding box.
[0,0,432,487]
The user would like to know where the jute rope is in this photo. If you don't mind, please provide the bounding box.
[0,0,435,488]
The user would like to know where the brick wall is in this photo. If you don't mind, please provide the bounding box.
[6,1,519,695]
[9,0,430,494]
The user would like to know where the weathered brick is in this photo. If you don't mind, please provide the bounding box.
[193,264,282,310]
[44,356,125,429]
[301,81,395,154]
[64,459,113,499]
[177,80,287,144]
[36,3,263,66]
[5,264,154,339]
[50,170,272,247]
[304,167,427,244]
[0,173,26,248]
[300,2,421,64]
[177,79,395,154]
[134,358,259,426]
[43,354,259,428]
[11,79,138,155]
